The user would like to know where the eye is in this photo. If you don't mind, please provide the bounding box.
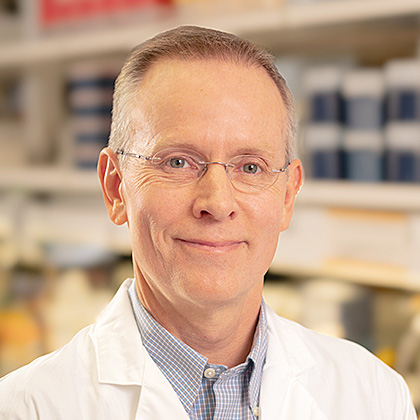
[160,153,201,171]
[168,157,190,169]
[242,162,261,174]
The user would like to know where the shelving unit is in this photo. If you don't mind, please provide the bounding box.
[4,167,420,212]
[1,0,420,68]
[2,0,420,290]
[298,180,420,212]
[0,167,100,195]
[2,3,420,410]
[270,258,420,292]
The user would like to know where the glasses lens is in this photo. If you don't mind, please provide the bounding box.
[151,149,203,183]
[228,155,279,193]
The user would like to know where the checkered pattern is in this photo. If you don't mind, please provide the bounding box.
[128,282,267,419]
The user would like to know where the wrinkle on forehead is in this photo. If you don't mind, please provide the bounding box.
[128,58,287,159]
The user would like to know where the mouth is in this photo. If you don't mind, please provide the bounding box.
[176,238,245,252]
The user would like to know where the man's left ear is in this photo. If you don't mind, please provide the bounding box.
[97,147,128,226]
[280,159,303,232]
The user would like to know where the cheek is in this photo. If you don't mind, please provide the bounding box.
[250,189,285,243]
[124,175,190,241]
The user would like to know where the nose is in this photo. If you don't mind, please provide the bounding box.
[192,163,238,221]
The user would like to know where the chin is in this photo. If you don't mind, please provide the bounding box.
[178,273,261,308]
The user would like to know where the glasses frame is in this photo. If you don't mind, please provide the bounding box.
[116,149,290,191]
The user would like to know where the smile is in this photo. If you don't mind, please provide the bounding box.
[177,239,245,252]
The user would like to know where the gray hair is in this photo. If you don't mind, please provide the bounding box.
[108,25,296,163]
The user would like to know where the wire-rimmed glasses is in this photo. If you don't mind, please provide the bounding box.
[116,148,290,194]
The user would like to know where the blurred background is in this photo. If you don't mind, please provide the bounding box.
[1,0,420,415]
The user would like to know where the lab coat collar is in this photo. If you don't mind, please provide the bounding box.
[90,279,324,419]
[91,280,317,386]
[265,305,316,377]
[89,279,192,419]
[260,306,327,420]
[90,278,145,386]
[92,279,315,385]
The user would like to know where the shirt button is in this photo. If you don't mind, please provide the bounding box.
[204,368,216,379]
[253,406,260,417]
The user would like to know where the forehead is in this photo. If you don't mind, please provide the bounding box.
[130,58,287,156]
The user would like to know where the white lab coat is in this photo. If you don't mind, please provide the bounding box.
[0,279,416,419]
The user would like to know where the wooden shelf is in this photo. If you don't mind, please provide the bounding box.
[1,167,100,194]
[270,259,420,292]
[298,180,420,212]
[4,168,420,212]
[4,168,420,291]
[1,0,420,68]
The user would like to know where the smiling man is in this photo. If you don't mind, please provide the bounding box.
[0,26,416,419]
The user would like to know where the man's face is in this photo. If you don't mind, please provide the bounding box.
[104,58,302,310]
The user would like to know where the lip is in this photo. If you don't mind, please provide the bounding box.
[177,238,245,252]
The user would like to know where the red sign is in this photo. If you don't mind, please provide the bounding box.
[40,0,173,27]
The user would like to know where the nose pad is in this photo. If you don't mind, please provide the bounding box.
[193,162,237,220]
[199,162,233,182]
[201,161,229,172]
[198,161,233,189]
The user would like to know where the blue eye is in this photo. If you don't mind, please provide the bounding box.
[243,163,260,174]
[169,157,188,169]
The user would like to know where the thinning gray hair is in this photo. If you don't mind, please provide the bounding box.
[108,25,296,163]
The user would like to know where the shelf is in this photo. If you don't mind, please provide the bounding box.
[1,0,420,68]
[0,14,21,44]
[298,180,420,212]
[270,258,420,292]
[280,0,420,29]
[4,167,420,212]
[4,168,420,291]
[0,167,100,194]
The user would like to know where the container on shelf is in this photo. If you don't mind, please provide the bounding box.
[303,65,345,124]
[385,59,420,122]
[385,122,420,182]
[341,69,385,182]
[343,130,384,182]
[68,59,120,169]
[343,68,385,130]
[304,123,343,179]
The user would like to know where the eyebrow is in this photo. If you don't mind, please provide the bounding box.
[152,139,200,152]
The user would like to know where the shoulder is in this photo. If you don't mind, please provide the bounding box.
[266,302,387,369]
[0,325,95,418]
[265,305,416,419]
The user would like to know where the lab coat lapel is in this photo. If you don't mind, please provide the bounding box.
[92,279,188,420]
[135,351,189,420]
[260,306,327,420]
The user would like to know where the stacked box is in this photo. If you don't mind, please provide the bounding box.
[303,65,344,179]
[385,59,420,182]
[68,59,119,169]
[342,69,385,182]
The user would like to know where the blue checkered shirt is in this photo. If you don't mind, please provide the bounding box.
[128,282,267,419]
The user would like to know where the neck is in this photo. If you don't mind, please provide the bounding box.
[135,276,263,368]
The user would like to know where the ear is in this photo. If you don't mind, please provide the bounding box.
[280,158,304,232]
[97,147,128,226]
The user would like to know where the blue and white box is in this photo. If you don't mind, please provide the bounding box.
[385,122,420,182]
[305,123,343,179]
[68,59,120,169]
[343,68,385,129]
[385,59,420,122]
[343,131,384,182]
[303,65,345,123]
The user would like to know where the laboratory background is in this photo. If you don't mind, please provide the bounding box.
[1,0,420,416]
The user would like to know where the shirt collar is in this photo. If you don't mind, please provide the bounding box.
[248,299,268,410]
[128,282,267,413]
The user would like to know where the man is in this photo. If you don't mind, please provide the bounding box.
[0,26,416,419]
